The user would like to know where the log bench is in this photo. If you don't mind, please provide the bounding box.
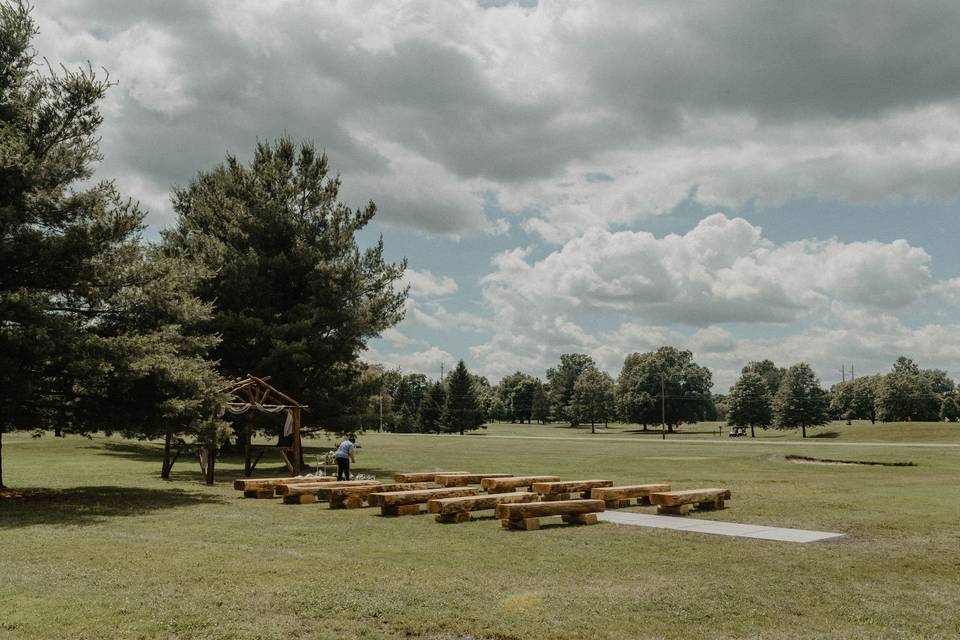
[279,480,381,504]
[427,491,540,523]
[235,475,336,498]
[590,483,671,508]
[327,483,431,509]
[392,471,470,483]
[370,487,480,516]
[531,479,613,501]
[480,475,560,493]
[434,473,513,487]
[649,488,731,515]
[496,499,606,531]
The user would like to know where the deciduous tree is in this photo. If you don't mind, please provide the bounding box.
[569,369,615,433]
[546,354,597,423]
[726,371,772,437]
[615,347,713,432]
[772,363,829,438]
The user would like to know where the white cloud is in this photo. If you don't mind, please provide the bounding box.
[468,214,960,385]
[482,214,935,327]
[379,328,419,347]
[363,345,453,377]
[402,269,459,298]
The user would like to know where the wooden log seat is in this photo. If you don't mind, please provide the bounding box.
[392,471,470,483]
[427,491,540,523]
[327,483,431,509]
[480,475,560,493]
[649,488,732,515]
[235,475,336,497]
[496,499,605,531]
[590,483,671,508]
[433,473,513,487]
[279,480,381,504]
[531,479,613,501]
[370,487,480,516]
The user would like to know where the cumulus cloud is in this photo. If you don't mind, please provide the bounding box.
[31,1,960,237]
[363,345,453,377]
[483,214,935,326]
[468,214,960,385]
[402,269,459,298]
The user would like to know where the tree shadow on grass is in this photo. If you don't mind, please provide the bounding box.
[91,440,396,483]
[809,431,841,439]
[0,486,225,529]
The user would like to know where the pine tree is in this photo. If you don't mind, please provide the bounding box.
[441,361,483,435]
[419,382,446,433]
[163,137,407,435]
[0,2,225,487]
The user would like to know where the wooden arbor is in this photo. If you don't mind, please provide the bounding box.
[224,374,307,478]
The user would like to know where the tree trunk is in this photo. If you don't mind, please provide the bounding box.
[591,420,595,434]
[802,424,807,438]
[0,429,5,489]
[243,416,253,477]
[750,425,755,438]
[205,442,216,485]
[54,427,62,437]
[161,429,173,480]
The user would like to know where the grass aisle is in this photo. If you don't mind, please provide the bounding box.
[2,424,959,639]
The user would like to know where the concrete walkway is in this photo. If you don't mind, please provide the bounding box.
[598,511,846,543]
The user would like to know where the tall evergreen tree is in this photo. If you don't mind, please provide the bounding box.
[772,363,829,438]
[419,381,446,433]
[0,1,225,487]
[441,361,483,435]
[163,137,407,434]
[726,371,772,437]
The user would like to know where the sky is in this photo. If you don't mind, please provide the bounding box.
[33,0,960,391]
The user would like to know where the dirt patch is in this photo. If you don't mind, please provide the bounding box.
[785,455,916,467]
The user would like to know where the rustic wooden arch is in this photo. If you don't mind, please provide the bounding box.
[222,374,308,480]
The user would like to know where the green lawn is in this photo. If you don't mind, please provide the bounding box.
[2,424,959,639]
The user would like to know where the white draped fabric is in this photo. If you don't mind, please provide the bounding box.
[224,403,295,435]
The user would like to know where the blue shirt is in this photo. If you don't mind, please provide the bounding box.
[334,440,355,459]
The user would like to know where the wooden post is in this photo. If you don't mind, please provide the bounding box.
[292,408,302,475]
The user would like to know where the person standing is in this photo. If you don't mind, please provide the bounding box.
[334,435,357,481]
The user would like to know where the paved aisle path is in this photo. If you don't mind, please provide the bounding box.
[598,511,846,543]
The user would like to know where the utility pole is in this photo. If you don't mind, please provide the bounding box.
[841,364,846,383]
[440,362,444,382]
[851,365,855,380]
[661,376,667,440]
[378,390,383,432]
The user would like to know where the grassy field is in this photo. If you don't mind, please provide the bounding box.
[2,422,959,639]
